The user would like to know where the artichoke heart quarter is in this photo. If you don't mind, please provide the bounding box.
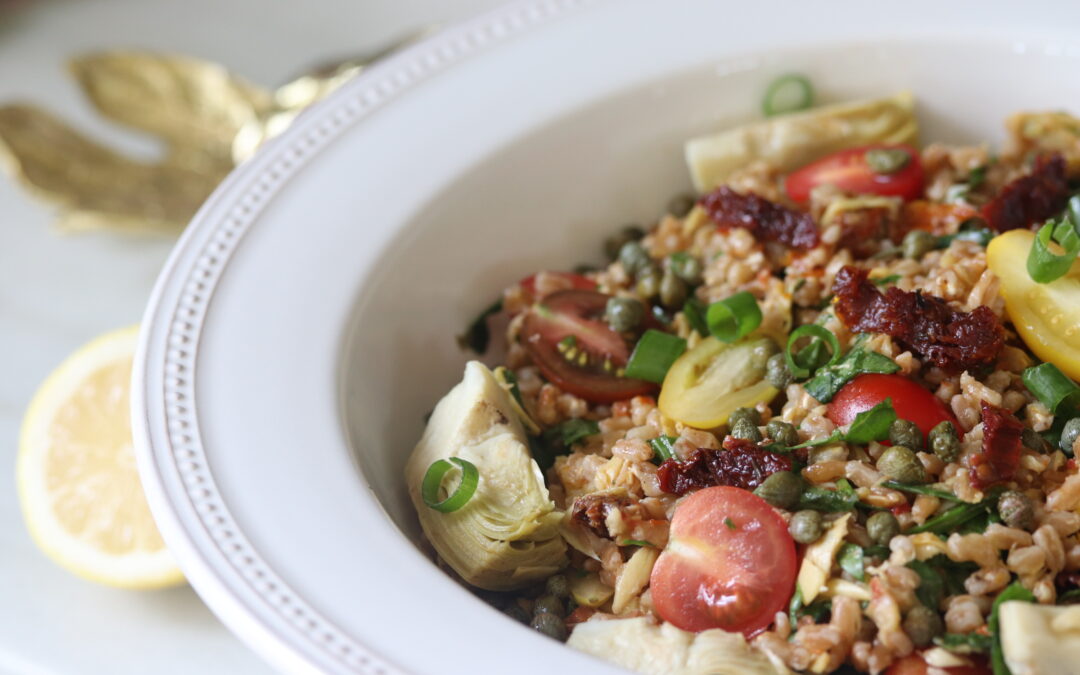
[406,361,567,590]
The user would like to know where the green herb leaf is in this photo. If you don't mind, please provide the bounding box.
[457,299,502,354]
[1022,362,1080,416]
[907,559,946,609]
[649,435,678,463]
[990,582,1036,675]
[1059,589,1080,605]
[935,632,993,654]
[724,517,737,530]
[620,539,655,548]
[871,274,902,286]
[421,457,480,512]
[706,291,762,343]
[763,73,813,117]
[683,298,709,337]
[793,338,832,373]
[909,489,1002,535]
[881,481,960,501]
[803,346,900,403]
[625,329,687,383]
[796,484,859,512]
[838,543,865,581]
[546,418,600,448]
[844,399,897,444]
[785,325,841,379]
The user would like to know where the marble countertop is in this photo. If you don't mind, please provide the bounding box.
[0,0,498,672]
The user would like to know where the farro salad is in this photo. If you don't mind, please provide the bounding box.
[405,81,1080,675]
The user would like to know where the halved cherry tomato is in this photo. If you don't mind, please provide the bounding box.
[649,486,796,636]
[521,289,656,404]
[885,652,990,675]
[828,373,958,439]
[785,144,924,203]
[519,272,596,301]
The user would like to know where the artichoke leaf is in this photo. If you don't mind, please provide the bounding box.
[686,91,918,192]
[567,617,794,675]
[405,361,567,590]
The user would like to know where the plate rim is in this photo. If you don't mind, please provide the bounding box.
[131,1,592,673]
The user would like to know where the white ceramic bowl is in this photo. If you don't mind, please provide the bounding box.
[133,1,1080,673]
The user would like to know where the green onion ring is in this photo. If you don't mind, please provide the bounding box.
[706,291,762,343]
[762,74,814,117]
[421,457,479,512]
[1022,362,1080,415]
[625,329,687,383]
[785,325,841,379]
[1027,219,1080,284]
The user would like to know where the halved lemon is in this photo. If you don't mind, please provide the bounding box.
[17,325,183,589]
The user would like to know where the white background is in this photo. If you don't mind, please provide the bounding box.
[0,1,498,672]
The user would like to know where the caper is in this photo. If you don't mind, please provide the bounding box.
[902,229,937,260]
[530,611,568,641]
[902,605,944,648]
[618,240,651,276]
[544,574,570,600]
[533,593,565,618]
[753,471,804,509]
[1061,418,1080,456]
[635,264,662,299]
[669,254,704,286]
[1022,427,1052,454]
[866,511,901,546]
[889,419,923,451]
[729,407,762,428]
[667,192,697,218]
[928,420,960,463]
[865,147,912,175]
[765,352,794,389]
[997,490,1035,530]
[605,296,645,333]
[605,225,646,261]
[766,419,800,448]
[877,445,927,484]
[659,269,688,309]
[504,603,531,624]
[789,510,824,544]
[731,418,763,442]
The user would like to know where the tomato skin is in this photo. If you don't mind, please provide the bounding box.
[649,486,796,636]
[885,652,990,675]
[522,290,656,404]
[828,374,958,439]
[785,144,924,203]
[519,272,596,300]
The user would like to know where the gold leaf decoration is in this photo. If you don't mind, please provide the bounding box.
[69,51,271,172]
[0,104,223,233]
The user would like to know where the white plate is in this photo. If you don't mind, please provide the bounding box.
[133,1,1080,673]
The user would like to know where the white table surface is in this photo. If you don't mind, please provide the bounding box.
[0,1,499,672]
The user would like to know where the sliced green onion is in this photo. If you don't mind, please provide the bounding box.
[762,74,813,117]
[421,457,479,513]
[1022,362,1080,415]
[881,481,960,501]
[683,298,709,337]
[625,329,686,383]
[1027,218,1080,284]
[649,435,678,463]
[784,325,841,379]
[706,291,762,343]
[620,539,655,548]
[871,274,902,287]
[793,338,831,372]
[865,148,910,175]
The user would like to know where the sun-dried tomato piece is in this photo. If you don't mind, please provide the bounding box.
[699,186,819,249]
[656,436,793,495]
[833,266,1003,373]
[982,153,1070,232]
[570,492,632,538]
[969,401,1024,489]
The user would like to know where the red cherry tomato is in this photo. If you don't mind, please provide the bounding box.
[521,289,656,404]
[649,486,796,636]
[785,144,924,203]
[886,652,990,675]
[828,374,958,439]
[519,272,596,301]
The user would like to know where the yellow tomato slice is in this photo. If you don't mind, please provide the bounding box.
[987,229,1080,380]
[658,336,779,430]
